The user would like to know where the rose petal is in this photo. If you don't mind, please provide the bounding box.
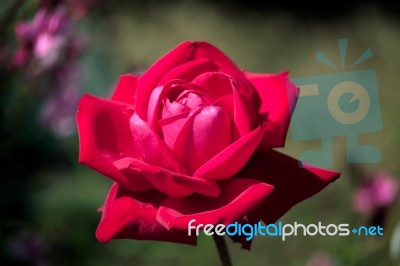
[77,95,152,191]
[136,42,196,120]
[147,81,202,128]
[174,86,214,106]
[191,72,234,99]
[162,100,191,118]
[96,183,196,245]
[159,58,220,85]
[213,95,242,140]
[111,74,138,105]
[193,125,265,179]
[136,41,256,120]
[156,178,274,230]
[147,85,164,127]
[256,120,283,150]
[173,105,232,174]
[245,71,299,148]
[171,170,221,198]
[190,42,256,100]
[129,112,187,174]
[193,72,256,136]
[237,150,340,224]
[113,157,220,197]
[159,112,190,149]
[177,91,204,109]
[232,81,257,136]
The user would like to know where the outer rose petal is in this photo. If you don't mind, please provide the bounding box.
[77,95,152,191]
[245,71,299,148]
[136,41,255,120]
[232,82,256,136]
[156,178,274,230]
[113,157,220,197]
[193,125,265,179]
[96,183,196,245]
[238,150,340,224]
[111,74,138,105]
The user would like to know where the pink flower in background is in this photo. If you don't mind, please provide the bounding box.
[353,171,399,213]
[13,8,70,69]
[34,32,65,67]
[13,3,87,137]
[15,9,48,41]
[77,41,340,249]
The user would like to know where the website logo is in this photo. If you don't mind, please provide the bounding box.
[290,39,382,168]
[188,219,384,241]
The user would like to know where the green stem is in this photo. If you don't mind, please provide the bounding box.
[212,235,232,266]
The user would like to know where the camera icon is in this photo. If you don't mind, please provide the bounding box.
[290,40,382,168]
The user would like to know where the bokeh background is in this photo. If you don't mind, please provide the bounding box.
[1,0,400,265]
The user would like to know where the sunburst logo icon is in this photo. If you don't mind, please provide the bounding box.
[290,39,382,168]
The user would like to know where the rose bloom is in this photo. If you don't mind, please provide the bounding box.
[77,41,339,249]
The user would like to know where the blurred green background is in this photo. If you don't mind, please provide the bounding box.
[1,0,400,265]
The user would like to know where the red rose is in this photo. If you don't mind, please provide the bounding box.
[77,41,339,248]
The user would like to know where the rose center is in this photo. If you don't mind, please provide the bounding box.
[162,89,211,119]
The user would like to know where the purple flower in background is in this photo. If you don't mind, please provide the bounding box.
[13,7,70,70]
[353,171,399,214]
[15,9,47,41]
[11,2,90,138]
